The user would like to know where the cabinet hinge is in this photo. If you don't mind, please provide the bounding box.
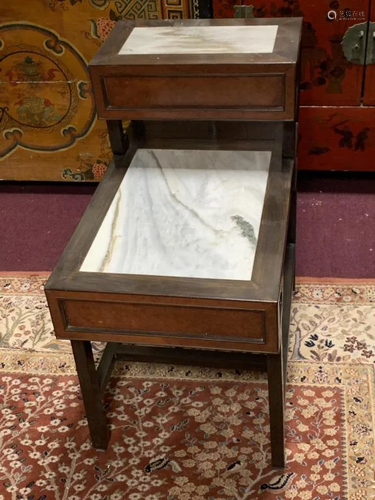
[233,5,254,18]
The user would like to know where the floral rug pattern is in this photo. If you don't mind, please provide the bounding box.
[0,275,375,499]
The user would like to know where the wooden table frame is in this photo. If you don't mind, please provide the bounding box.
[46,15,302,470]
[46,119,297,468]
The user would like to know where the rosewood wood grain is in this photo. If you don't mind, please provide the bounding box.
[63,300,267,342]
[103,72,285,110]
[46,287,280,353]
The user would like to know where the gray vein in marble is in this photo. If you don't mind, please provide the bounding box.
[99,190,122,272]
[149,150,226,237]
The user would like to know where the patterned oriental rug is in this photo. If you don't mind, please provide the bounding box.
[1,275,375,500]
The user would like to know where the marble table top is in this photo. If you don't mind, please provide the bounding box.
[119,26,278,55]
[80,149,271,280]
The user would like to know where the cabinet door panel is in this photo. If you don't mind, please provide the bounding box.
[299,107,375,171]
[212,0,369,106]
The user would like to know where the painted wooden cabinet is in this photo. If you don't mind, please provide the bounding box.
[2,0,375,178]
[0,0,203,181]
[212,0,375,171]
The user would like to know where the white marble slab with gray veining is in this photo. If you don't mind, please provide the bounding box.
[119,26,278,55]
[80,149,271,280]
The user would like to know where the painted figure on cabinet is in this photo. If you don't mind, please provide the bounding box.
[212,0,375,171]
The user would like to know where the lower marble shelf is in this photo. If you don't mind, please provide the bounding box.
[80,148,271,280]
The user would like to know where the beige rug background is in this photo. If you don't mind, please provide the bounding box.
[1,274,375,499]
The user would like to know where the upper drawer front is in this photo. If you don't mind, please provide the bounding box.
[105,73,284,109]
[92,68,295,121]
[59,298,277,352]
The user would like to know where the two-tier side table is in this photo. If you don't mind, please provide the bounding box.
[45,18,302,468]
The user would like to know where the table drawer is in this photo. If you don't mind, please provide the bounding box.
[92,69,295,120]
[102,73,285,112]
[60,298,268,348]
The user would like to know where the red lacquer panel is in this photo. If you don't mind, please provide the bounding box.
[298,106,375,171]
[213,0,369,106]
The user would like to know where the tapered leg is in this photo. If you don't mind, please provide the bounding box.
[71,340,110,450]
[267,350,286,468]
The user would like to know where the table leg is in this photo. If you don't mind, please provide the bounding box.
[267,351,285,468]
[106,120,128,156]
[288,168,297,292]
[71,340,110,450]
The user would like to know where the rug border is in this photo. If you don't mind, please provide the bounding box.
[298,277,375,284]
[1,272,375,285]
[0,271,51,276]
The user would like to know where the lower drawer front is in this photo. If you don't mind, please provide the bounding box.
[61,299,267,347]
